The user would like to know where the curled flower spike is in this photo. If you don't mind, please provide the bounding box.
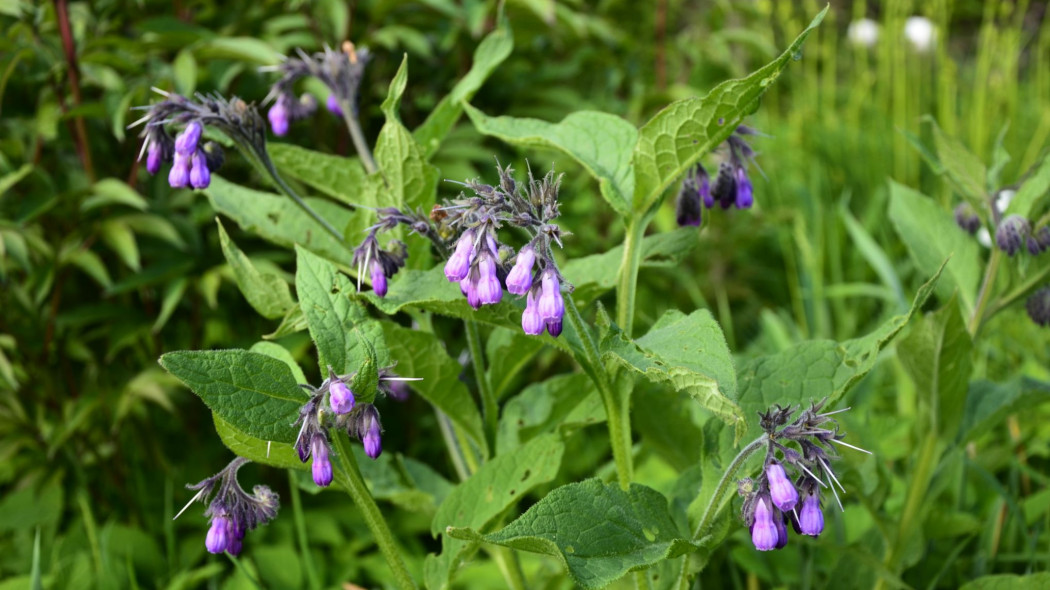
[352,231,407,298]
[175,457,279,555]
[739,400,870,551]
[262,43,371,128]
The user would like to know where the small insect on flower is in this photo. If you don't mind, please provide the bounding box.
[739,400,870,550]
[174,457,280,555]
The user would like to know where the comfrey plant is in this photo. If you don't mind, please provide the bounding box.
[675,125,759,226]
[441,164,570,336]
[153,9,948,590]
[735,401,870,551]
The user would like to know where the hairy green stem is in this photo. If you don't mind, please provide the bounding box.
[692,434,769,540]
[227,554,264,590]
[340,105,378,175]
[487,545,528,590]
[563,296,634,487]
[616,215,650,337]
[465,320,498,446]
[967,247,1002,336]
[263,158,349,244]
[331,435,417,590]
[289,471,322,590]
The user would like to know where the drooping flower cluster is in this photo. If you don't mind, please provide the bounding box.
[131,90,264,189]
[739,400,870,551]
[294,366,420,487]
[348,207,435,298]
[261,42,371,136]
[175,457,279,555]
[438,164,571,337]
[675,126,759,225]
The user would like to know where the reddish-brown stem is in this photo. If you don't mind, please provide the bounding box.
[54,0,96,181]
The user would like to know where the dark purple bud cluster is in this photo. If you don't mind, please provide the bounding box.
[740,400,869,551]
[1027,286,1050,327]
[674,126,758,226]
[439,164,571,337]
[995,214,1031,256]
[953,202,981,235]
[176,457,279,555]
[352,227,408,298]
[262,42,371,134]
[131,90,258,189]
[294,366,420,486]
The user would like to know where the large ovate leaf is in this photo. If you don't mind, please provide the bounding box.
[888,181,981,315]
[268,143,370,207]
[631,6,827,213]
[897,299,972,440]
[214,415,304,470]
[415,25,513,158]
[600,308,744,439]
[216,219,295,320]
[381,323,487,454]
[425,433,565,590]
[465,105,636,216]
[959,573,1050,590]
[206,175,362,267]
[159,350,307,443]
[295,246,388,382]
[448,479,696,590]
[927,118,988,207]
[375,56,439,211]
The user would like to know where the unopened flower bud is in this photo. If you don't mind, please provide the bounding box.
[798,491,824,536]
[326,94,343,117]
[766,463,798,512]
[371,260,388,297]
[996,215,1030,256]
[1027,286,1050,327]
[268,100,290,136]
[774,511,789,549]
[675,179,702,227]
[168,153,191,188]
[361,406,382,459]
[734,166,753,209]
[444,230,475,282]
[954,202,981,234]
[174,121,202,156]
[189,150,211,189]
[146,144,162,175]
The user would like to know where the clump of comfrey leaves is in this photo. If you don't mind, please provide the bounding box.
[739,400,870,551]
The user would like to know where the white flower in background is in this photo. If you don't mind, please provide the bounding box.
[847,18,880,47]
[904,16,936,52]
[996,189,1016,214]
[977,227,993,249]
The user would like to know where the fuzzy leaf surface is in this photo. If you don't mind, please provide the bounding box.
[465,105,636,215]
[631,6,827,213]
[376,56,439,210]
[449,479,696,589]
[217,219,295,319]
[159,349,307,443]
[928,118,988,207]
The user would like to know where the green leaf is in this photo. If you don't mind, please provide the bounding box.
[205,175,360,267]
[348,334,380,403]
[249,340,307,384]
[465,105,636,216]
[172,49,198,95]
[151,277,188,334]
[66,249,113,289]
[415,25,514,158]
[159,349,307,442]
[263,304,309,340]
[294,245,388,378]
[449,479,696,590]
[375,56,440,211]
[0,163,32,199]
[100,219,141,271]
[888,181,981,315]
[425,434,565,590]
[217,219,295,319]
[959,573,1050,590]
[927,117,988,206]
[382,323,487,454]
[485,327,545,400]
[959,377,1050,444]
[214,414,304,470]
[897,299,972,440]
[195,37,280,65]
[496,373,603,455]
[631,6,827,214]
[600,309,744,440]
[82,178,148,212]
[268,143,371,207]
[1005,152,1050,219]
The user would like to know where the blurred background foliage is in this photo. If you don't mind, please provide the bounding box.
[1,0,1049,588]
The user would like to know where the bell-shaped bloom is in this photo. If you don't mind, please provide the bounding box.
[174,121,202,156]
[750,497,779,551]
[146,144,163,175]
[268,101,290,136]
[505,246,536,295]
[310,434,332,487]
[189,150,211,189]
[538,271,564,322]
[734,166,753,209]
[444,230,475,282]
[168,153,191,188]
[329,380,355,415]
[798,491,824,536]
[371,260,388,297]
[522,291,545,335]
[205,516,231,554]
[476,253,503,305]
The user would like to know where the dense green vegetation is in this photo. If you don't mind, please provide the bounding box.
[1,1,1049,589]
